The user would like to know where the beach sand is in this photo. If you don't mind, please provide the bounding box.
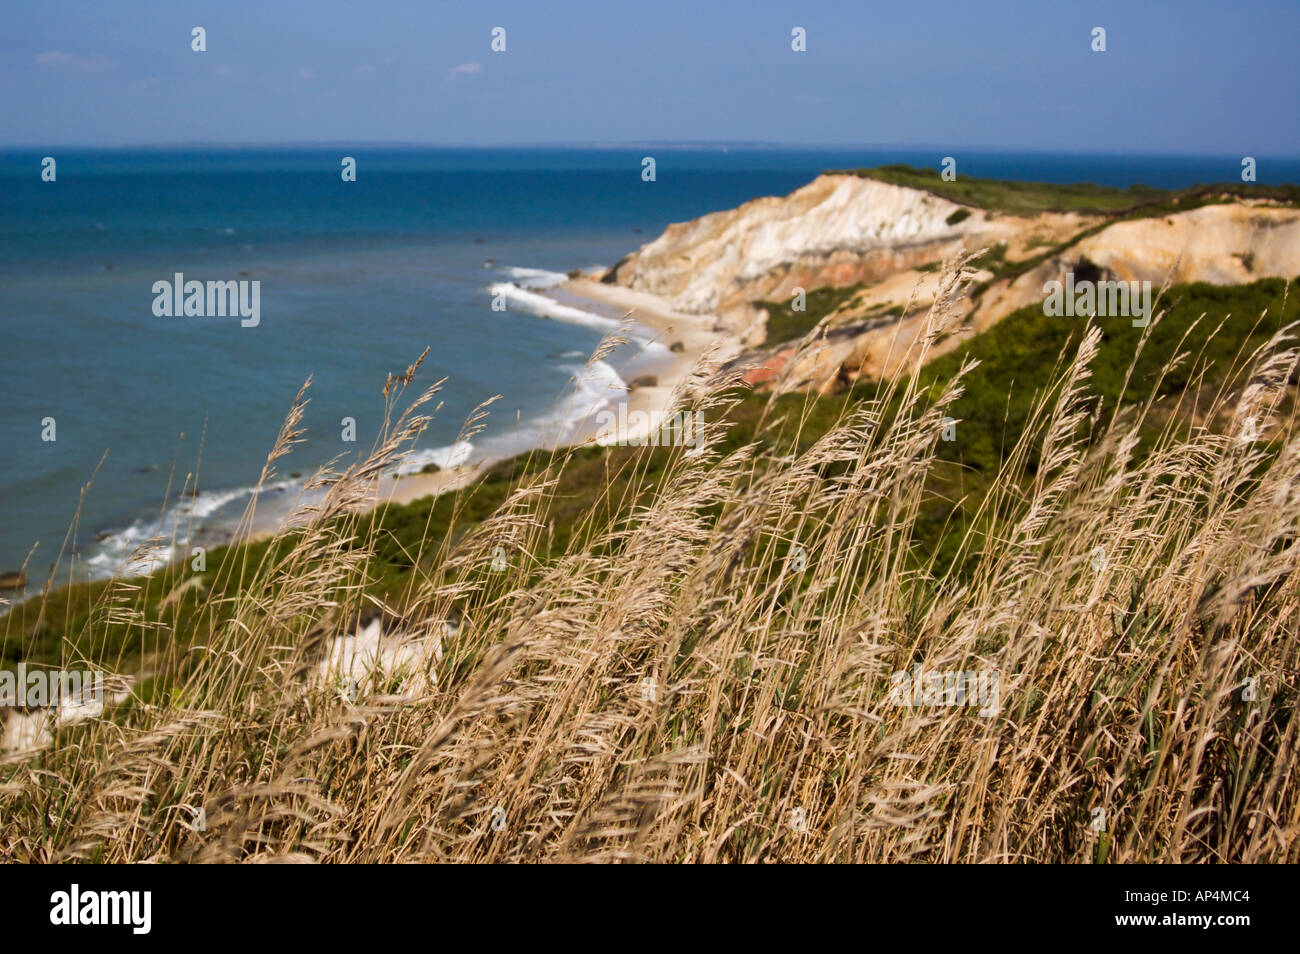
[378,275,745,508]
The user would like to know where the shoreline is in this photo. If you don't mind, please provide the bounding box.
[0,270,746,604]
[378,273,743,509]
[226,273,745,552]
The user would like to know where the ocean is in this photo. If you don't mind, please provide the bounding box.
[2,146,1298,585]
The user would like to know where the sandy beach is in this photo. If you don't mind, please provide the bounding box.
[377,273,745,509]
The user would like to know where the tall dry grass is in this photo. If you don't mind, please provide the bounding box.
[1,258,1297,863]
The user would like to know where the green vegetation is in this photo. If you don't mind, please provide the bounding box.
[968,241,1011,276]
[754,275,1298,571]
[4,271,1297,864]
[759,282,869,345]
[913,276,1299,568]
[830,163,1300,217]
[6,276,1295,692]
[760,286,911,348]
[838,163,1170,215]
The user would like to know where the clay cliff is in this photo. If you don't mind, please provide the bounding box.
[598,173,1300,392]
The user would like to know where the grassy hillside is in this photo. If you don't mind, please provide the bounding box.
[759,282,898,345]
[832,163,1300,216]
[6,277,1296,686]
[3,272,1297,863]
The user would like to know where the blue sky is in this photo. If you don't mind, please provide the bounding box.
[4,0,1297,154]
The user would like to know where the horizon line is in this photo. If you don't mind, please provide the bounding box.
[1,140,1295,160]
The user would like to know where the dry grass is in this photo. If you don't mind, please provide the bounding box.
[2,258,1298,863]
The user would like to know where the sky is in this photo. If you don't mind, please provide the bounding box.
[3,0,1297,155]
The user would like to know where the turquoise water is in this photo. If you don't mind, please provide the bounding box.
[2,146,1297,580]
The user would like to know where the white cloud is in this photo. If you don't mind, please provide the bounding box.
[447,61,482,80]
[35,51,115,73]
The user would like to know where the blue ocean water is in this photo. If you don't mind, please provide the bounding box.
[1,146,1297,582]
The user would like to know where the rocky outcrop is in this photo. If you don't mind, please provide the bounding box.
[1075,203,1300,284]
[603,173,1093,322]
[965,202,1300,329]
[605,173,1300,393]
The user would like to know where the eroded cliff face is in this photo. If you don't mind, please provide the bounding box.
[783,200,1300,391]
[963,203,1300,342]
[603,174,1300,392]
[604,174,1085,318]
[1074,203,1300,284]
